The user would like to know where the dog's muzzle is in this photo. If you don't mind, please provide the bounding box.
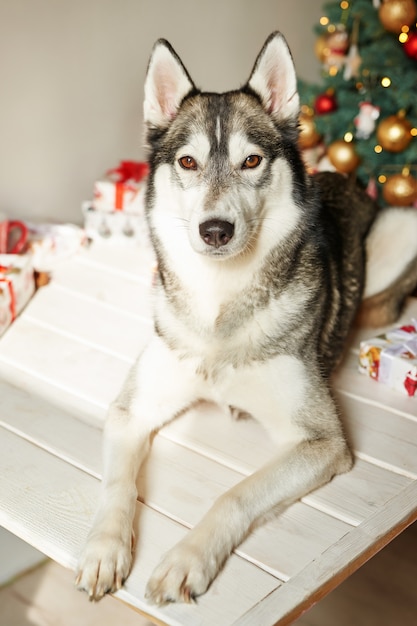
[199,219,234,248]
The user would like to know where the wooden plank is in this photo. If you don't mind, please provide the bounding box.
[236,502,350,581]
[49,257,152,315]
[0,359,105,427]
[0,428,280,626]
[0,375,103,476]
[24,283,152,360]
[302,458,411,525]
[73,242,155,280]
[235,481,417,626]
[336,391,417,478]
[0,317,133,409]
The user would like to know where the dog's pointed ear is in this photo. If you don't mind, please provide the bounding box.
[247,32,300,122]
[144,39,196,129]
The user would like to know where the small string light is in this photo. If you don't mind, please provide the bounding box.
[381,76,391,87]
[374,145,383,153]
[378,175,387,183]
[399,32,408,43]
[344,132,354,142]
[320,16,329,26]
[340,1,349,9]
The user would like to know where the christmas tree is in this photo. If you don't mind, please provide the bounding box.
[298,0,417,206]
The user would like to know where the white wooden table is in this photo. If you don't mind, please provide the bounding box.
[1,242,417,626]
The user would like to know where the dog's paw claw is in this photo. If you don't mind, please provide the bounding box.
[182,584,196,604]
[75,530,134,601]
[145,542,213,605]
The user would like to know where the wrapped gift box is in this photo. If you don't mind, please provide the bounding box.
[93,179,144,213]
[0,254,35,337]
[84,160,149,242]
[359,322,417,397]
[93,160,148,213]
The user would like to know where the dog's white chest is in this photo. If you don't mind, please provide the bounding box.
[155,265,302,380]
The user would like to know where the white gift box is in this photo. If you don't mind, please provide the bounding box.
[83,161,149,242]
[359,322,417,397]
[93,179,146,213]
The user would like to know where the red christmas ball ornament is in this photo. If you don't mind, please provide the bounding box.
[314,90,338,115]
[403,32,417,60]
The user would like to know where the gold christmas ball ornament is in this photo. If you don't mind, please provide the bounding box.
[376,112,412,152]
[379,0,417,34]
[298,113,321,149]
[327,139,360,173]
[382,170,417,206]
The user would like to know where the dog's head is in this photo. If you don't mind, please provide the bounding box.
[144,32,307,261]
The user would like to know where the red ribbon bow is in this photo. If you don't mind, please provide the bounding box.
[106,161,149,183]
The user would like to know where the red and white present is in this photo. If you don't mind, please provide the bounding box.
[359,322,417,397]
[84,161,150,242]
[0,254,35,337]
[93,161,149,213]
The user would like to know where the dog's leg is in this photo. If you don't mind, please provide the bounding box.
[75,335,203,600]
[145,355,352,604]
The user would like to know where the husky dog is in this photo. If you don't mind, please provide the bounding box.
[76,32,417,605]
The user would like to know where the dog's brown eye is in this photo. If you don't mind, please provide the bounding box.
[179,156,198,170]
[242,155,262,169]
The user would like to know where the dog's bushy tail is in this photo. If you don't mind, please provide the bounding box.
[357,207,417,327]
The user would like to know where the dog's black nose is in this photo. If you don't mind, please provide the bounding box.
[199,220,234,248]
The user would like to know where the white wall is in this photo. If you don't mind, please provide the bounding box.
[0,528,44,585]
[0,0,324,224]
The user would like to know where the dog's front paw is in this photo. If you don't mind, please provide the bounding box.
[145,541,215,605]
[75,528,134,601]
